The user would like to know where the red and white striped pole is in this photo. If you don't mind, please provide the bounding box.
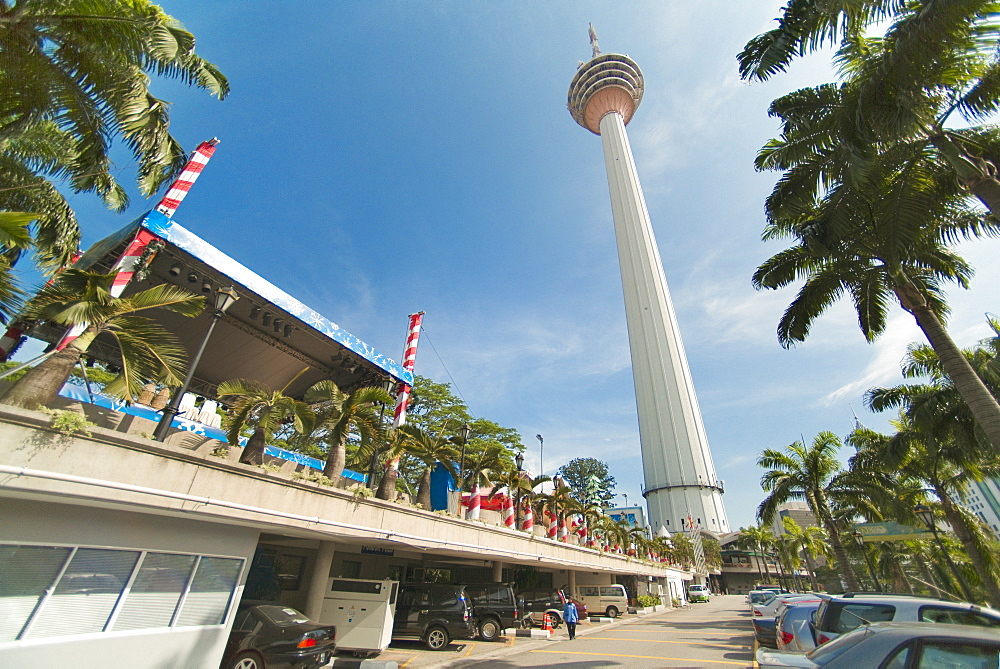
[55,140,220,352]
[522,503,534,533]
[547,511,558,539]
[0,251,83,361]
[392,311,424,428]
[558,515,568,542]
[503,494,515,528]
[466,483,481,520]
[155,138,220,218]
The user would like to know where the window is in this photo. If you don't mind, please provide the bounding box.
[113,552,196,631]
[919,606,1000,628]
[340,560,361,579]
[174,556,243,627]
[0,545,72,641]
[915,640,1000,668]
[26,548,139,638]
[600,586,624,597]
[831,604,895,633]
[579,586,599,597]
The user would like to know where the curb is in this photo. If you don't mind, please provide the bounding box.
[330,659,399,669]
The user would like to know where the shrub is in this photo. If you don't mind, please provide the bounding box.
[637,595,659,608]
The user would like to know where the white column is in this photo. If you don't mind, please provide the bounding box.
[303,541,336,621]
[598,110,729,534]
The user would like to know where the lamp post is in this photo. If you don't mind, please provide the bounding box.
[514,452,525,529]
[535,433,543,475]
[458,423,471,491]
[153,286,238,441]
[850,529,882,593]
[623,493,629,508]
[914,503,975,602]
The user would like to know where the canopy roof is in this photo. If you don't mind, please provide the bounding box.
[35,210,410,401]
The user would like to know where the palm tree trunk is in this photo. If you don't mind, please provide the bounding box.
[939,492,1000,608]
[894,282,1000,450]
[817,509,861,591]
[2,335,89,409]
[804,552,820,591]
[759,543,772,583]
[415,468,432,509]
[375,463,397,500]
[240,428,267,464]
[930,134,1000,216]
[323,441,347,482]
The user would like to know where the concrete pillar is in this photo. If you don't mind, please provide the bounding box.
[303,541,336,620]
[491,560,503,583]
[567,570,577,599]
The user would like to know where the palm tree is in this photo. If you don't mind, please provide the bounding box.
[738,525,777,586]
[217,377,315,465]
[1,269,203,409]
[782,516,830,592]
[758,433,862,590]
[752,128,1000,449]
[461,442,507,520]
[303,380,392,482]
[0,0,229,214]
[0,212,32,320]
[398,424,458,510]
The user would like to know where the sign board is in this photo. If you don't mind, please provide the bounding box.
[852,521,931,542]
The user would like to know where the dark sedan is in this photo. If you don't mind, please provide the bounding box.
[754,615,779,649]
[221,603,336,669]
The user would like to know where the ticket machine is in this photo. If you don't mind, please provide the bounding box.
[320,578,398,656]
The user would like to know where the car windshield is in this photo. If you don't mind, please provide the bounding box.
[806,625,874,665]
[255,605,311,626]
[750,592,771,604]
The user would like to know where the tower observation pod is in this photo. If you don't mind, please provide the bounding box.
[567,28,730,535]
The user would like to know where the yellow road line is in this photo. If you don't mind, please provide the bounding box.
[398,655,418,667]
[582,636,750,649]
[530,649,750,665]
[616,628,754,637]
[462,642,477,657]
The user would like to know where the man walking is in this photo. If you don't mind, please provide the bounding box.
[563,596,579,640]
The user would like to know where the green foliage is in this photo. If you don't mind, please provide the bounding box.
[556,457,616,506]
[636,595,659,607]
[39,407,95,436]
[702,536,722,568]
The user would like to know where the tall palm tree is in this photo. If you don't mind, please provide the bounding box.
[753,129,1000,448]
[0,0,229,208]
[217,377,315,465]
[782,516,830,592]
[739,525,777,585]
[459,441,507,520]
[758,432,862,590]
[303,380,392,482]
[398,424,458,510]
[0,269,203,409]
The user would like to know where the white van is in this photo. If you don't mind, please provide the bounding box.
[574,584,629,618]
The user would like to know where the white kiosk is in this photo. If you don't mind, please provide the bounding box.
[320,578,398,656]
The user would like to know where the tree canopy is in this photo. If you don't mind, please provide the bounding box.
[556,457,617,507]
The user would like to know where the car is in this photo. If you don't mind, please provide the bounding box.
[753,593,811,619]
[221,602,336,669]
[518,589,567,627]
[748,589,776,612]
[688,584,711,603]
[810,593,1000,646]
[574,583,629,618]
[464,583,518,641]
[393,583,477,650]
[776,600,823,652]
[756,621,1000,668]
[754,615,779,649]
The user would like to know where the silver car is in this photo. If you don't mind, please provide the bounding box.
[776,599,822,652]
[757,621,1000,668]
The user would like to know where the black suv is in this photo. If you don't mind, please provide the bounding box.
[393,583,477,650]
[464,583,518,641]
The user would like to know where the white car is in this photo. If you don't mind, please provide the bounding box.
[753,593,813,619]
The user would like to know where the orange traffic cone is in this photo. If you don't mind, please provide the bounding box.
[541,612,552,631]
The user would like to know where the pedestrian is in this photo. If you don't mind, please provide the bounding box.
[563,596,579,640]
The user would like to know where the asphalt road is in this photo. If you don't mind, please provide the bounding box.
[370,594,756,668]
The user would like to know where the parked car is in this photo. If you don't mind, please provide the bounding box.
[748,589,776,612]
[753,593,812,619]
[221,602,336,669]
[754,615,779,649]
[464,583,518,641]
[688,584,711,603]
[518,588,566,627]
[810,593,1000,646]
[757,621,1000,668]
[393,583,477,650]
[776,600,823,652]
[574,583,629,618]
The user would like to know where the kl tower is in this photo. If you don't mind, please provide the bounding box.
[567,26,730,535]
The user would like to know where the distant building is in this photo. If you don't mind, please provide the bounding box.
[607,506,647,532]
[964,479,1000,538]
[770,501,818,536]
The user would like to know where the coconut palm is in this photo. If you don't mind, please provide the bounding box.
[0,0,229,205]
[758,433,862,590]
[753,128,1000,449]
[303,380,392,482]
[738,525,777,586]
[217,377,314,465]
[397,424,458,510]
[782,516,829,592]
[0,269,203,409]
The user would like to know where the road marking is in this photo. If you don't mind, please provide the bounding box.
[530,649,751,665]
[398,655,418,667]
[612,628,754,637]
[581,636,751,649]
[463,642,478,656]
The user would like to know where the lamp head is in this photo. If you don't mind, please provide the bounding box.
[515,452,524,471]
[460,424,471,442]
[215,286,239,313]
[913,503,935,530]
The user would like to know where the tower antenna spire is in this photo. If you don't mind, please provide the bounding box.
[588,23,601,58]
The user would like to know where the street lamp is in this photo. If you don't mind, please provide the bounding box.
[850,529,882,593]
[515,452,524,472]
[458,424,471,491]
[623,493,629,508]
[535,433,543,475]
[914,503,975,602]
[153,286,239,441]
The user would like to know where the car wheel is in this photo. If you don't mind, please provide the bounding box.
[548,612,561,627]
[425,626,450,650]
[606,606,619,618]
[229,651,264,669]
[479,617,502,641]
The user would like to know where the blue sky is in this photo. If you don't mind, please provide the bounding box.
[44,2,1000,531]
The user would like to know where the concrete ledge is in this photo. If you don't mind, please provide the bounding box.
[590,616,615,623]
[513,629,552,638]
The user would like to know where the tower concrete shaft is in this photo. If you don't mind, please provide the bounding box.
[568,52,730,535]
